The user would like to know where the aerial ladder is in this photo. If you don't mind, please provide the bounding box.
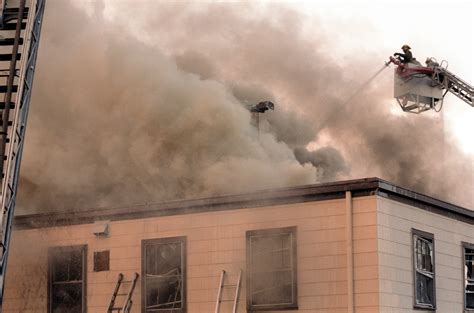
[0,0,46,308]
[386,55,473,114]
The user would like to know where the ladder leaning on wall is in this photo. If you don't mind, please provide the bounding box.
[107,272,140,313]
[215,269,242,313]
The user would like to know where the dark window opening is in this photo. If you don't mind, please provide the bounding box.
[412,229,435,309]
[464,243,474,310]
[142,237,186,313]
[93,250,110,272]
[48,245,87,313]
[246,226,297,311]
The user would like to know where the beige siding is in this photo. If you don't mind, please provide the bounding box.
[353,197,379,312]
[3,196,380,313]
[376,196,474,313]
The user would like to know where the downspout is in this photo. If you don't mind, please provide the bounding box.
[346,191,354,313]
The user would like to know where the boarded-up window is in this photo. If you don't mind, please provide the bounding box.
[464,243,474,310]
[246,226,297,311]
[48,245,87,313]
[412,229,435,309]
[142,237,186,313]
[93,250,110,272]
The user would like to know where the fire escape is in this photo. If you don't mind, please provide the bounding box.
[0,0,46,308]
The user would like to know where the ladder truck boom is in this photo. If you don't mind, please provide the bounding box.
[434,66,473,106]
[0,0,46,309]
[387,56,473,113]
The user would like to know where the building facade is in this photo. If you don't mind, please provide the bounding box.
[2,178,474,313]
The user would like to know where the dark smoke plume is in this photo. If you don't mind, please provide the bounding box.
[294,147,349,182]
[16,1,472,213]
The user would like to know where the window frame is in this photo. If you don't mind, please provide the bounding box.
[463,241,474,312]
[47,244,87,313]
[141,236,187,313]
[412,228,436,310]
[246,226,298,311]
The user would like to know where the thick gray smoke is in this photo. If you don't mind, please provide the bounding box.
[294,147,349,182]
[17,1,319,213]
[16,1,472,213]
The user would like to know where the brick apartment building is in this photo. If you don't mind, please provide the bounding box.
[2,178,473,313]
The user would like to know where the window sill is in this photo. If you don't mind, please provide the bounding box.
[413,304,436,311]
[248,304,298,311]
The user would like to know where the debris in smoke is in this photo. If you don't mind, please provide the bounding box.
[248,101,274,113]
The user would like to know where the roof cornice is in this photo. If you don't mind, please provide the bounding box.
[13,177,473,229]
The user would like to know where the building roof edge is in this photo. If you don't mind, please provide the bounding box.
[13,177,473,229]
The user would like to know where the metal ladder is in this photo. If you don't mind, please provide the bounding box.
[107,272,140,313]
[215,269,242,313]
[435,67,473,106]
[0,0,45,308]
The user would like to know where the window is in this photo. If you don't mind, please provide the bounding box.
[142,237,186,313]
[246,226,297,311]
[412,229,435,309]
[464,242,474,311]
[48,245,87,313]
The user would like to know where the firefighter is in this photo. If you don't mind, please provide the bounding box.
[394,45,413,64]
[425,57,439,68]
